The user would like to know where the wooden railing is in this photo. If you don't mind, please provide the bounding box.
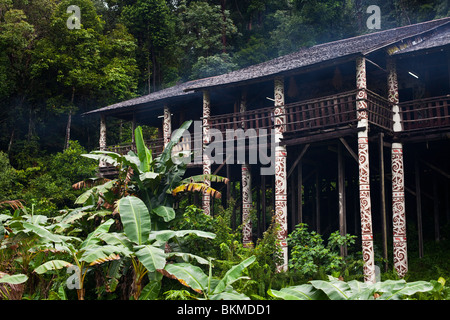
[103,94,450,159]
[400,95,450,131]
[284,90,358,133]
[105,137,165,156]
[366,90,393,130]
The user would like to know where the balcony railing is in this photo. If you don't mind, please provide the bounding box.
[105,137,164,156]
[400,95,450,131]
[209,89,392,135]
[103,93,450,158]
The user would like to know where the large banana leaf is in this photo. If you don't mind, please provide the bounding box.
[134,245,166,273]
[117,196,151,246]
[81,219,115,248]
[310,279,351,300]
[134,126,153,173]
[152,205,175,222]
[161,263,208,294]
[34,260,73,274]
[212,256,256,294]
[172,183,222,199]
[376,280,434,300]
[180,174,229,185]
[22,222,77,244]
[0,274,28,285]
[268,284,324,300]
[80,245,122,265]
[149,230,216,243]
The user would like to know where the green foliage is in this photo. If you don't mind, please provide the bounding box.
[161,256,256,300]
[288,223,359,279]
[190,53,238,80]
[269,275,437,300]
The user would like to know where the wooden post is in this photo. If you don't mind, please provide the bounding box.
[297,159,303,225]
[261,174,266,231]
[240,90,253,247]
[226,164,231,208]
[274,76,288,272]
[415,156,424,258]
[131,113,136,150]
[433,175,440,243]
[163,105,172,148]
[202,91,211,215]
[388,59,408,277]
[315,170,321,234]
[99,114,107,168]
[379,133,388,272]
[356,56,376,283]
[338,142,347,257]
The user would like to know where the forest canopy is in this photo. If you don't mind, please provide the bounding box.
[0,0,448,159]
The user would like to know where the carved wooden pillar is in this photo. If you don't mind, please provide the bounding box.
[388,58,408,278]
[99,114,107,167]
[274,76,288,272]
[356,57,376,283]
[240,90,253,247]
[202,91,211,216]
[163,105,172,148]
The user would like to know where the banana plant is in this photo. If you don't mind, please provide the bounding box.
[76,121,227,229]
[159,255,256,300]
[32,219,126,300]
[98,195,216,300]
[268,276,435,300]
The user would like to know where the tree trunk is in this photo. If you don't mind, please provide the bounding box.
[65,87,75,150]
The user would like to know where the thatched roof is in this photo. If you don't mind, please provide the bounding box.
[393,22,450,55]
[83,80,202,116]
[185,17,450,92]
[84,17,450,117]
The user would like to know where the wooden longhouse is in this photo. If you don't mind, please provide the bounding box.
[83,18,450,282]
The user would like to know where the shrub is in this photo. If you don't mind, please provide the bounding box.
[288,223,359,279]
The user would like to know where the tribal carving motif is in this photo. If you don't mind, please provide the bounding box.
[274,77,288,272]
[392,145,408,277]
[242,164,253,247]
[202,91,211,216]
[163,106,172,148]
[388,59,408,278]
[240,92,253,247]
[356,57,376,283]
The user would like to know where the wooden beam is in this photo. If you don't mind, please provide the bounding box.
[339,137,358,163]
[287,144,310,179]
[420,159,450,180]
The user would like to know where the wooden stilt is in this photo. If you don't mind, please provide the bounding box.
[378,133,388,271]
[297,159,303,225]
[315,170,321,234]
[338,142,347,257]
[433,175,440,243]
[274,76,288,271]
[99,114,107,168]
[415,156,424,258]
[261,174,267,231]
[291,174,296,229]
[356,56,376,283]
[388,58,408,277]
[202,91,211,216]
